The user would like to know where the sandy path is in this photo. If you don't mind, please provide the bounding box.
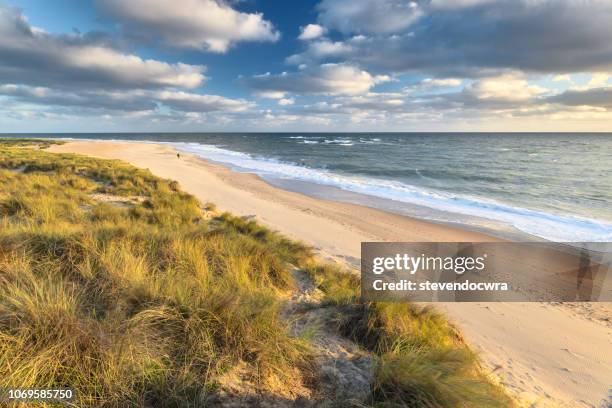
[49,141,611,407]
[285,267,373,404]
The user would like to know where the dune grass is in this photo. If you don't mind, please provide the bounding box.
[0,139,513,407]
[0,141,315,406]
[303,263,514,408]
[0,137,63,149]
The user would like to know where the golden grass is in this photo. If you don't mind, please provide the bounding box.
[303,263,515,408]
[0,141,314,406]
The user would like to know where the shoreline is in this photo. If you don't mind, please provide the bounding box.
[250,173,539,243]
[49,136,612,243]
[51,140,503,266]
[49,140,612,407]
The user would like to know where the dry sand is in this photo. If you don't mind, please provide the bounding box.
[49,141,611,407]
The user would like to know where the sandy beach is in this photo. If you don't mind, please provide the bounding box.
[49,141,611,407]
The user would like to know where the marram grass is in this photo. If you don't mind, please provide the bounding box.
[0,139,513,407]
[0,141,314,406]
[303,261,514,407]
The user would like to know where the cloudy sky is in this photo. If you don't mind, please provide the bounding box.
[2,0,612,132]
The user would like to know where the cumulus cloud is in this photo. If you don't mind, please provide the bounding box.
[317,0,423,34]
[0,6,206,89]
[333,92,406,111]
[278,98,295,106]
[154,90,252,112]
[421,78,462,88]
[5,1,612,131]
[255,91,287,99]
[286,40,353,64]
[404,75,550,114]
[404,78,463,93]
[0,84,155,111]
[307,0,612,76]
[465,73,549,102]
[588,73,611,87]
[0,84,253,114]
[304,73,556,122]
[298,24,326,40]
[243,63,389,96]
[98,0,279,53]
[547,87,612,109]
[553,74,572,83]
[429,0,495,10]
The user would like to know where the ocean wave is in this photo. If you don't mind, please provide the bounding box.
[174,143,612,242]
[323,139,353,145]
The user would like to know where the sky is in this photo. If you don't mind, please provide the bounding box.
[2,0,612,132]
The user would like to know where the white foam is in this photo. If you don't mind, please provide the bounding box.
[323,138,353,145]
[174,143,612,242]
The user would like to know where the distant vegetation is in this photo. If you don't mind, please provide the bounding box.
[0,139,513,407]
[0,137,63,149]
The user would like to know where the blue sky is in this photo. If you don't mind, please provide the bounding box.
[1,0,612,132]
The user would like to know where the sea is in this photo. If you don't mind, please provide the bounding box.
[5,133,612,242]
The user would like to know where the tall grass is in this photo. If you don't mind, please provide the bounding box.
[0,142,315,406]
[303,263,515,408]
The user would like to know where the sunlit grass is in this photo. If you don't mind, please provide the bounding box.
[0,137,63,149]
[0,141,314,406]
[303,262,515,408]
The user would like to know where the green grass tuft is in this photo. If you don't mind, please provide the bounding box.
[303,263,514,408]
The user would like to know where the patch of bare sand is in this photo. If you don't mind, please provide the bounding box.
[90,193,146,207]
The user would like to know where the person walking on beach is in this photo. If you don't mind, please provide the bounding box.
[177,153,180,159]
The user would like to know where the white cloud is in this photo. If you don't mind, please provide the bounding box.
[0,6,206,89]
[566,72,611,91]
[587,72,610,88]
[0,84,154,111]
[317,0,423,34]
[66,46,205,88]
[5,2,612,131]
[286,40,353,64]
[278,98,295,106]
[402,78,463,94]
[466,73,549,102]
[256,91,286,99]
[154,90,252,112]
[421,78,462,88]
[308,1,612,77]
[553,74,572,82]
[244,63,390,96]
[0,84,253,113]
[430,0,495,10]
[298,24,326,40]
[335,92,406,111]
[98,0,280,53]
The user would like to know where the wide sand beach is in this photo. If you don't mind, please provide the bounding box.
[49,140,612,407]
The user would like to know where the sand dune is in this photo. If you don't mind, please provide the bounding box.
[49,141,611,407]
